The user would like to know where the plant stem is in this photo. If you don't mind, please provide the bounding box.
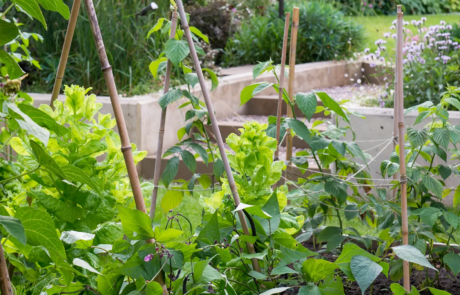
[0,166,40,184]
[311,150,323,173]
[0,3,14,18]
[410,146,423,168]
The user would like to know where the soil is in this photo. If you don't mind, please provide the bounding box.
[314,83,386,107]
[300,243,460,295]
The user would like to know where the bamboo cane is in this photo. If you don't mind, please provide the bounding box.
[175,0,261,273]
[274,12,290,161]
[392,7,400,203]
[150,12,178,220]
[285,8,299,163]
[82,1,167,292]
[0,244,13,295]
[49,0,81,109]
[396,5,410,291]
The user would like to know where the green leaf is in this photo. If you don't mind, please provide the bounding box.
[240,82,273,105]
[188,143,209,164]
[0,215,26,245]
[302,258,338,283]
[29,140,65,178]
[407,128,428,148]
[195,211,220,248]
[428,288,451,295]
[146,281,163,295]
[160,190,183,214]
[61,165,102,195]
[287,118,311,143]
[271,265,298,275]
[252,60,273,80]
[390,283,407,295]
[181,150,196,173]
[296,92,317,121]
[351,255,382,295]
[257,190,281,235]
[190,26,209,44]
[165,39,190,66]
[73,258,101,274]
[161,156,179,187]
[443,253,460,276]
[158,88,183,109]
[317,226,343,243]
[318,275,344,295]
[433,127,450,149]
[12,0,46,28]
[259,287,291,295]
[234,203,271,219]
[299,284,322,295]
[202,68,218,91]
[324,180,348,205]
[35,0,70,19]
[18,104,68,136]
[392,245,436,270]
[443,211,459,230]
[213,158,224,179]
[184,73,199,88]
[455,185,460,208]
[60,231,94,249]
[414,110,431,125]
[315,92,349,124]
[0,19,19,46]
[154,228,183,243]
[149,57,167,79]
[0,49,24,79]
[335,243,381,279]
[422,175,443,198]
[7,103,50,145]
[345,205,359,221]
[346,142,368,166]
[15,207,66,260]
[97,274,123,295]
[413,207,441,227]
[444,97,460,111]
[147,18,166,38]
[117,206,154,240]
[438,165,452,180]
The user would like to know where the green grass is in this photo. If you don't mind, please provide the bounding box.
[347,14,460,53]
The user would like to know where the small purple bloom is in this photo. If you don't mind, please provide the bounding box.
[383,32,390,38]
[144,254,154,262]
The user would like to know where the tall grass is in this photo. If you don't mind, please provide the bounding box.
[23,0,170,96]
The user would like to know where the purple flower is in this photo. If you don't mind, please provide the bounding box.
[404,21,410,26]
[375,39,386,45]
[440,21,446,26]
[144,254,154,262]
[411,20,417,26]
[441,55,451,64]
[447,25,453,30]
[434,57,440,61]
[379,56,385,62]
[370,63,376,68]
[378,97,385,108]
[383,32,390,38]
[368,4,373,8]
[364,48,370,53]
[421,17,427,22]
[392,34,397,39]
[417,58,426,64]
[390,25,396,30]
[403,59,409,64]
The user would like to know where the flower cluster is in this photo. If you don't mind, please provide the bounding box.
[144,245,175,262]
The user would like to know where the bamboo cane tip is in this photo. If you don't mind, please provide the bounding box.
[397,5,402,13]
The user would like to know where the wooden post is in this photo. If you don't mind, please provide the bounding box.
[82,0,167,292]
[285,7,299,163]
[392,6,400,202]
[175,0,261,273]
[50,0,81,109]
[396,5,410,292]
[0,244,13,295]
[274,12,290,161]
[150,12,178,220]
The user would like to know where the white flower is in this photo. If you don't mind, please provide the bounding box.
[344,73,348,77]
[404,21,409,26]
[411,20,417,25]
[440,20,446,25]
[384,32,391,38]
[364,48,370,53]
[421,17,427,22]
[392,34,397,39]
[390,25,396,30]
[357,79,362,84]
[447,25,453,30]
[361,68,365,72]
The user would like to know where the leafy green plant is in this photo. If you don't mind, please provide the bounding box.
[223,1,365,67]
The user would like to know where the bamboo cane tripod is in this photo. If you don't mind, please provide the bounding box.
[48,0,167,292]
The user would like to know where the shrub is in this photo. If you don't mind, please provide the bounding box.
[223,1,365,67]
[369,17,460,108]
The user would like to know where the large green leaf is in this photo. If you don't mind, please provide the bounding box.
[256,190,281,235]
[195,211,220,248]
[202,68,218,91]
[407,127,428,148]
[443,253,460,276]
[35,0,70,19]
[161,156,179,187]
[160,190,183,214]
[318,275,344,295]
[18,104,68,136]
[0,215,26,245]
[299,284,322,295]
[146,281,163,295]
[0,19,19,46]
[149,57,167,79]
[346,142,368,166]
[428,288,451,295]
[117,206,154,240]
[302,258,338,283]
[7,102,50,145]
[252,60,273,80]
[61,165,102,195]
[15,207,66,260]
[324,180,348,205]
[97,274,123,295]
[188,143,209,164]
[73,258,101,274]
[351,255,382,295]
[147,18,167,38]
[165,39,190,66]
[29,140,65,178]
[0,49,24,79]
[61,231,94,249]
[296,92,317,121]
[422,175,443,198]
[12,0,47,28]
[392,245,436,270]
[158,89,183,109]
[259,288,291,295]
[181,150,196,173]
[315,92,350,124]
[317,226,342,243]
[29,190,85,223]
[190,26,209,44]
[287,118,311,144]
[433,127,450,149]
[240,82,273,105]
[335,243,381,279]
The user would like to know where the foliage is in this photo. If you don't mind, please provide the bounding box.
[370,17,460,108]
[223,1,365,67]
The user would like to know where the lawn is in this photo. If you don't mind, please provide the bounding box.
[348,14,460,53]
